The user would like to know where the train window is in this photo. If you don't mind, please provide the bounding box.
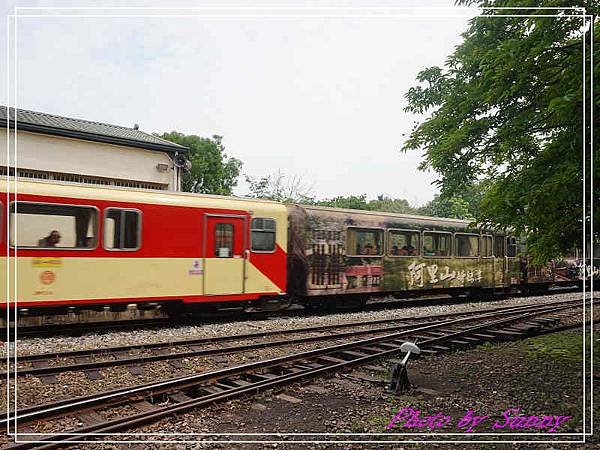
[455,233,480,257]
[423,231,451,257]
[9,202,98,249]
[215,223,234,257]
[346,227,383,256]
[104,208,141,251]
[481,235,493,257]
[507,236,518,257]
[251,218,276,252]
[388,230,420,256]
[494,235,506,257]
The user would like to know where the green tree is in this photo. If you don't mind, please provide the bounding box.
[368,195,419,214]
[418,195,474,220]
[316,194,370,210]
[160,132,242,195]
[245,170,315,203]
[417,183,484,219]
[402,2,598,264]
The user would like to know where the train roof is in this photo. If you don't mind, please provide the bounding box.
[0,178,286,213]
[287,203,502,232]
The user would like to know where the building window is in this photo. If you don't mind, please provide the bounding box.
[507,236,518,257]
[481,235,493,257]
[347,228,383,256]
[455,233,480,257]
[215,223,234,257]
[10,202,97,249]
[423,232,451,257]
[104,208,141,250]
[251,218,276,252]
[388,230,420,256]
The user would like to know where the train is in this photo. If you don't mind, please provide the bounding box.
[0,178,590,319]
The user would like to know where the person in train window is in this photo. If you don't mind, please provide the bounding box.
[404,244,417,256]
[38,230,61,248]
[362,243,374,255]
[391,245,400,255]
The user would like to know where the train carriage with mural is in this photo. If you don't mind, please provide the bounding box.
[0,178,591,320]
[287,204,526,309]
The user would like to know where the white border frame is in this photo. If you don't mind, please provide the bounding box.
[3,4,593,447]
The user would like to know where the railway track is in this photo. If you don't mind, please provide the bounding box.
[4,296,586,380]
[9,285,581,339]
[2,298,593,449]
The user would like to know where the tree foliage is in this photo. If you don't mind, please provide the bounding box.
[244,170,316,204]
[160,132,242,195]
[402,1,598,264]
[417,183,485,220]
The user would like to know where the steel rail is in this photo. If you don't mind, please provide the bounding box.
[12,295,586,363]
[3,300,584,450]
[4,297,584,378]
[2,300,585,435]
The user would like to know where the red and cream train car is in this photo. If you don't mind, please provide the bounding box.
[0,179,287,316]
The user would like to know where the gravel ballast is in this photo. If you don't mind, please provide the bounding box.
[6,291,587,357]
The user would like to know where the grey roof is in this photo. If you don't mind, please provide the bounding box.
[0,105,188,153]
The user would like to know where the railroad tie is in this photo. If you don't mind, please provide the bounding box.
[132,400,158,412]
[449,339,471,349]
[252,372,279,380]
[38,374,58,385]
[316,355,348,364]
[360,345,389,353]
[470,333,496,340]
[83,369,103,380]
[339,350,370,359]
[169,360,185,369]
[127,365,145,375]
[488,329,524,340]
[76,409,105,426]
[227,379,253,387]
[168,391,193,403]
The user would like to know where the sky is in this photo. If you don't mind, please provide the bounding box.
[1,1,476,206]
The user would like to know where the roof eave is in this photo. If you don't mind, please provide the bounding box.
[0,120,189,153]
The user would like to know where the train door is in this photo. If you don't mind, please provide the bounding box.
[203,214,247,295]
[493,235,506,287]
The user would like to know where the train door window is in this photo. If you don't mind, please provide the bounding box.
[423,231,451,257]
[9,202,98,249]
[388,229,420,256]
[455,233,480,257]
[481,235,493,257]
[507,236,518,257]
[104,208,141,250]
[346,227,383,256]
[494,235,506,257]
[214,223,234,257]
[251,218,276,252]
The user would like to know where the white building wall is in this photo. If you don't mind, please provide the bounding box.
[0,129,179,190]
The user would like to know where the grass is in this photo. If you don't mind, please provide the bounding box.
[477,329,598,364]
[524,331,585,362]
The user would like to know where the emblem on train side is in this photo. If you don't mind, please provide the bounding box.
[32,257,63,268]
[40,270,56,285]
[188,259,204,275]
